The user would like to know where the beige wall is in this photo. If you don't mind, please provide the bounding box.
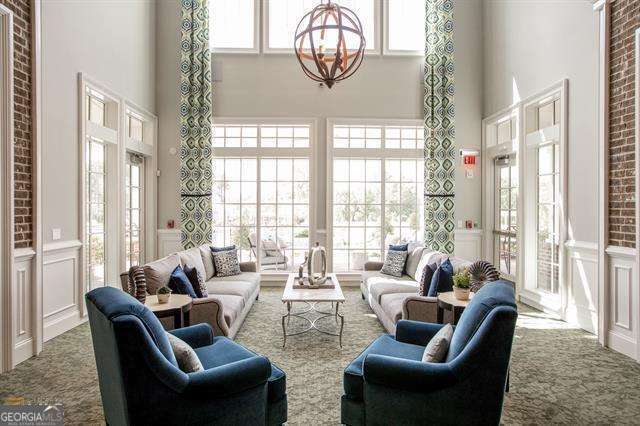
[483,0,598,243]
[156,0,484,235]
[42,0,156,244]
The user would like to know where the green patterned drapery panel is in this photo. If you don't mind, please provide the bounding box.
[424,0,455,254]
[179,0,213,249]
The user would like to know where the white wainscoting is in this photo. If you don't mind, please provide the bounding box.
[605,245,638,360]
[13,248,35,365]
[43,240,85,342]
[565,240,599,334]
[157,229,181,258]
[454,229,483,261]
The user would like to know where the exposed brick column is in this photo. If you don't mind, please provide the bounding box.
[608,0,639,248]
[1,0,32,248]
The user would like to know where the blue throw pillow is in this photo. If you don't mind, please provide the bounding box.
[427,258,454,297]
[389,243,409,252]
[419,262,438,296]
[168,265,197,298]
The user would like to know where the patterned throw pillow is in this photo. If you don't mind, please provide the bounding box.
[184,264,208,298]
[127,265,147,303]
[166,332,204,373]
[421,324,454,363]
[212,248,242,277]
[380,250,408,277]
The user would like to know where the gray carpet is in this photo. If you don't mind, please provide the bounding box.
[1,287,640,425]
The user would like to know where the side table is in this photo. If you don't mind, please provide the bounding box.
[436,291,473,325]
[145,294,193,329]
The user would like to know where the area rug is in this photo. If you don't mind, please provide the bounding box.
[1,287,639,425]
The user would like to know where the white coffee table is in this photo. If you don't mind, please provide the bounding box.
[281,273,345,347]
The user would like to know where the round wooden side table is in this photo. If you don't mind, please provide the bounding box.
[145,294,193,329]
[436,291,473,325]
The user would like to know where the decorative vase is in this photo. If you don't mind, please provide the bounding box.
[306,242,327,285]
[453,287,470,301]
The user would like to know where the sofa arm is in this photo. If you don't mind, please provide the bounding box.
[402,295,439,324]
[364,261,384,271]
[169,323,214,349]
[363,354,457,393]
[395,320,446,346]
[186,356,272,397]
[239,261,257,272]
[190,297,230,337]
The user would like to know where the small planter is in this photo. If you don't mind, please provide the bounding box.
[453,286,470,301]
[157,287,172,304]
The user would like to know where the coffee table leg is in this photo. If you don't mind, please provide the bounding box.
[337,302,344,348]
[282,302,291,348]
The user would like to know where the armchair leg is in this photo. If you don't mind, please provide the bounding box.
[505,370,510,393]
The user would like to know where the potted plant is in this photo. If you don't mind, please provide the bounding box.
[156,286,172,304]
[452,268,471,301]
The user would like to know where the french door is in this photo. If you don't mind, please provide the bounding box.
[493,155,518,282]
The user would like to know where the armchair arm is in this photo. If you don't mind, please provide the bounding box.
[191,297,230,337]
[363,354,457,393]
[186,356,271,397]
[364,261,384,271]
[169,323,214,349]
[239,261,257,272]
[402,295,438,324]
[395,320,447,346]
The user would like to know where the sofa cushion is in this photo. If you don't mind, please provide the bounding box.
[379,293,415,323]
[194,336,286,402]
[143,254,181,295]
[362,271,414,290]
[199,244,215,280]
[446,281,516,362]
[370,282,418,305]
[405,247,426,280]
[343,334,424,400]
[206,274,260,302]
[178,247,207,282]
[208,271,261,286]
[206,294,244,326]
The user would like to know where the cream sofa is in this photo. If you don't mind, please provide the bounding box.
[361,247,471,334]
[120,244,259,339]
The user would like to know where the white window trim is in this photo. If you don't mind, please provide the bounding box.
[382,0,424,57]
[262,0,382,55]
[326,117,424,276]
[519,80,568,317]
[210,0,261,54]
[79,74,158,296]
[213,117,318,278]
[122,101,158,270]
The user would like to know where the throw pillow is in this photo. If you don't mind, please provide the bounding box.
[184,264,208,299]
[127,265,147,303]
[199,244,216,279]
[389,243,409,251]
[168,265,198,298]
[421,324,454,363]
[427,258,454,297]
[419,262,438,296]
[212,248,242,277]
[380,250,408,277]
[143,253,181,295]
[211,245,236,253]
[166,332,204,373]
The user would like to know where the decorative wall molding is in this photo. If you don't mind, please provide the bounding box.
[42,240,84,342]
[454,229,483,261]
[157,229,181,259]
[565,240,599,333]
[13,249,34,365]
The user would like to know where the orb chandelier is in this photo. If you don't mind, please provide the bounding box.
[294,0,366,88]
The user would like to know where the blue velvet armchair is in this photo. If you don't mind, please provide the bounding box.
[86,287,287,426]
[341,281,517,425]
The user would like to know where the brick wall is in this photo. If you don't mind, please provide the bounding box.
[1,0,31,248]
[608,0,639,248]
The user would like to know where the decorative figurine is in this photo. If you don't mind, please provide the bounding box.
[306,242,327,285]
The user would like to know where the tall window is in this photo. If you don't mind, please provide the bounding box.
[266,0,377,51]
[385,0,425,53]
[125,153,144,269]
[329,121,424,271]
[210,0,258,52]
[536,141,560,293]
[87,137,106,287]
[494,156,518,279]
[212,121,313,272]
